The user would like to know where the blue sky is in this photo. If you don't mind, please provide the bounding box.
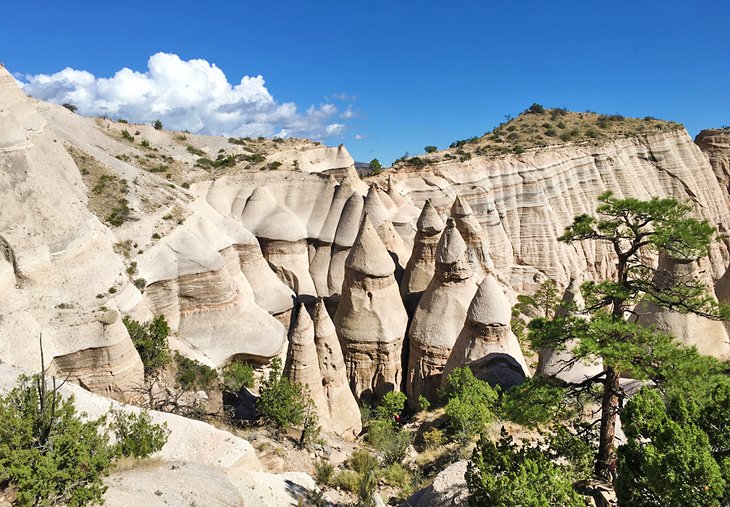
[2,1,728,164]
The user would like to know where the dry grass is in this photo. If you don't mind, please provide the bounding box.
[111,456,164,473]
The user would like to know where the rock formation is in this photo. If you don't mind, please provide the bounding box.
[284,304,331,429]
[536,278,603,382]
[637,255,730,360]
[401,199,445,312]
[406,219,478,406]
[696,129,730,189]
[443,275,529,389]
[333,214,408,402]
[313,298,362,437]
[450,195,494,282]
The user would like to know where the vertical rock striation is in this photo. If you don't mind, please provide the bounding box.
[401,199,445,313]
[406,219,478,406]
[284,304,332,430]
[334,215,408,402]
[313,298,362,438]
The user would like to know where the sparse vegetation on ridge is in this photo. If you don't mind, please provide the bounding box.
[395,106,684,169]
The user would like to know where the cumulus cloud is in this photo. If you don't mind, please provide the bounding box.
[20,52,350,140]
[340,106,356,120]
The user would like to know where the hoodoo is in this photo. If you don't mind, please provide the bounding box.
[313,298,362,438]
[444,274,529,389]
[401,199,446,312]
[333,214,408,402]
[284,304,331,430]
[450,195,494,282]
[406,219,479,406]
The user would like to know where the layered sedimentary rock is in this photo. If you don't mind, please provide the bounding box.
[406,219,478,405]
[393,130,730,294]
[536,278,602,382]
[450,196,494,282]
[284,304,331,429]
[333,215,408,402]
[313,298,362,437]
[401,199,445,312]
[637,255,730,360]
[139,204,287,367]
[696,129,730,189]
[444,275,529,389]
[0,66,144,399]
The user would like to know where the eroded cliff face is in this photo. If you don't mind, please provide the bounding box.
[3,64,730,419]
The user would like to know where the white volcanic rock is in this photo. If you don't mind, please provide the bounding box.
[312,298,362,438]
[444,275,529,389]
[0,66,144,399]
[401,199,446,311]
[138,205,287,367]
[0,362,260,470]
[406,220,478,406]
[450,195,495,282]
[696,129,730,188]
[536,278,603,382]
[405,459,468,507]
[334,215,408,402]
[284,304,332,430]
[391,130,730,295]
[637,255,730,360]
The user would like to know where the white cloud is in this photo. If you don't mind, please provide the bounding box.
[340,106,356,120]
[20,52,349,140]
[353,134,368,140]
[328,92,357,101]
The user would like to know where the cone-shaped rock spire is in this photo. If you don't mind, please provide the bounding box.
[443,274,529,389]
[313,298,362,438]
[406,221,478,406]
[450,195,494,281]
[284,304,332,428]
[401,200,446,309]
[334,214,408,403]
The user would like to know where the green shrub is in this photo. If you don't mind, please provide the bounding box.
[222,361,255,392]
[133,278,147,290]
[332,470,360,493]
[152,120,163,130]
[418,394,431,412]
[368,158,382,175]
[121,129,134,142]
[109,407,169,458]
[256,358,305,434]
[375,391,406,420]
[368,418,413,464]
[62,102,78,113]
[424,145,438,153]
[186,145,205,156]
[174,353,218,392]
[466,428,585,506]
[314,460,334,487]
[513,145,525,154]
[107,198,131,226]
[0,375,116,506]
[123,315,171,377]
[423,427,444,449]
[527,103,545,114]
[140,139,150,148]
[442,367,499,442]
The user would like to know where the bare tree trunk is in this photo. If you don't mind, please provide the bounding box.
[595,366,620,481]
